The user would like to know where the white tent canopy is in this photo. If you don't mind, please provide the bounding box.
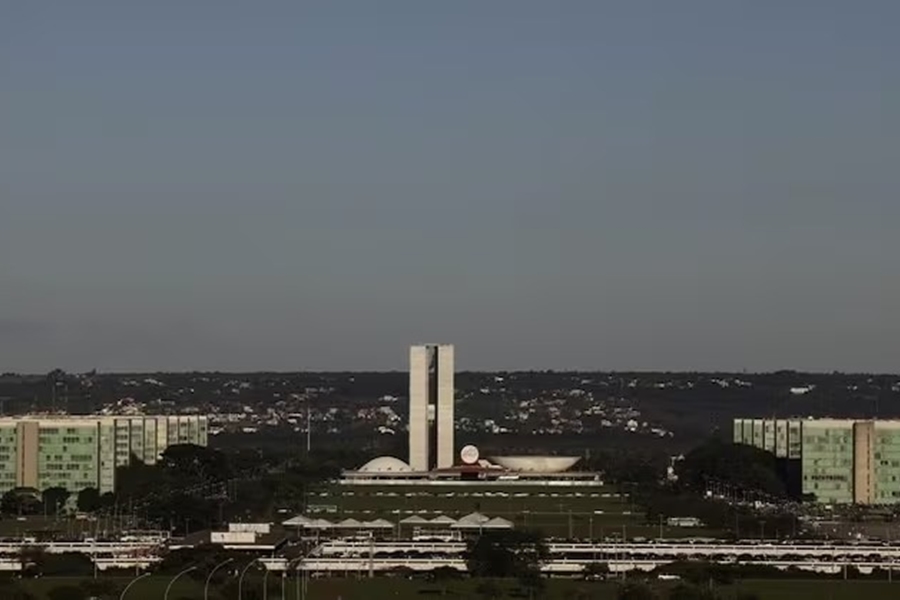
[282,515,313,527]
[453,512,493,529]
[307,518,334,530]
[482,517,514,529]
[336,518,364,529]
[364,518,395,529]
[457,512,490,525]
[399,515,430,525]
[429,515,458,526]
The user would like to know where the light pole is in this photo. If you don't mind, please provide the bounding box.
[164,565,197,600]
[263,568,271,600]
[204,558,234,600]
[286,556,307,600]
[119,572,151,600]
[238,558,261,600]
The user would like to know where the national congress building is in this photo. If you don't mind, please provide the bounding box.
[408,344,455,471]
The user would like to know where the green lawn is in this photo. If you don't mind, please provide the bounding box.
[734,579,900,600]
[314,483,723,539]
[14,576,900,600]
[0,483,722,541]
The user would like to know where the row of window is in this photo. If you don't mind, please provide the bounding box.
[43,463,86,471]
[61,436,94,444]
[37,427,96,435]
[806,459,853,467]
[805,445,852,454]
[804,435,852,443]
[806,475,849,482]
[806,484,850,492]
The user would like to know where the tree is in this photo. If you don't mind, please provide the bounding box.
[34,552,95,577]
[465,530,549,578]
[114,454,165,499]
[229,457,340,520]
[1,488,41,516]
[99,491,116,509]
[76,487,101,513]
[590,448,667,486]
[158,444,230,484]
[679,438,785,498]
[41,487,69,516]
[144,492,218,536]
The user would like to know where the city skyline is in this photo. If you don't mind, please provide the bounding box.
[2,2,900,374]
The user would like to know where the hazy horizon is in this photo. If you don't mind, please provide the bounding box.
[2,2,899,373]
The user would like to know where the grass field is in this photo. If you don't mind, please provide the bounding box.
[0,483,718,542]
[313,483,723,539]
[12,576,900,600]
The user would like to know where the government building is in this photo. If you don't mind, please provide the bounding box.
[733,417,900,505]
[0,415,208,494]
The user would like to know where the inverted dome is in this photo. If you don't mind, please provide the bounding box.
[489,455,580,473]
[358,456,414,473]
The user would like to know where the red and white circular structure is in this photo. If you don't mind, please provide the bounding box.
[459,444,480,465]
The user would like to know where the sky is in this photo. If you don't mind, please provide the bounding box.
[1,1,899,373]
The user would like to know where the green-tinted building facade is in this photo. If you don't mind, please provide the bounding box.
[733,418,900,505]
[799,419,854,504]
[0,415,208,495]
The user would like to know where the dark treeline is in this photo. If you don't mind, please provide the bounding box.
[0,444,341,536]
[591,437,801,540]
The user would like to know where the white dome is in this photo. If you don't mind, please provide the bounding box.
[489,455,580,473]
[358,456,414,473]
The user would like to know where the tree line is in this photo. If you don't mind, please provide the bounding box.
[0,443,341,535]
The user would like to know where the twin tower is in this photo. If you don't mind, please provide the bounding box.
[408,344,455,471]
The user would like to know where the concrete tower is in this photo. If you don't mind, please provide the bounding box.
[408,344,455,471]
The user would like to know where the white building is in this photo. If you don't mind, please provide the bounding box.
[408,344,455,471]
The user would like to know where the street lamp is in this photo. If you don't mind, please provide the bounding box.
[238,558,261,600]
[119,572,151,600]
[204,558,234,600]
[286,555,308,600]
[263,568,272,600]
[164,565,198,600]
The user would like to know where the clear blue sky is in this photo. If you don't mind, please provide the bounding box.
[2,1,899,373]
